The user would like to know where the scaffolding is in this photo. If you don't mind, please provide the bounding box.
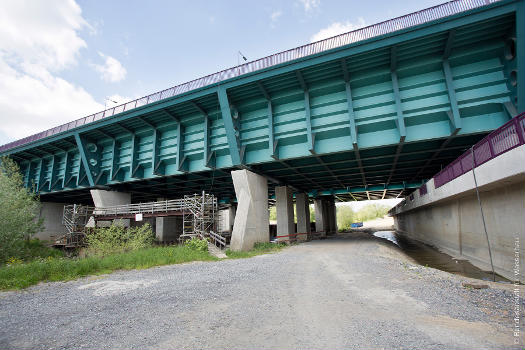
[57,204,94,247]
[59,191,225,248]
[180,191,218,241]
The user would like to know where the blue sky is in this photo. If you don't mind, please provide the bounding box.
[0,0,445,145]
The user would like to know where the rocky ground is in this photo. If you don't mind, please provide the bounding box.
[1,231,523,350]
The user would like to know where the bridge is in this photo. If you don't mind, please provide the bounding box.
[0,0,523,270]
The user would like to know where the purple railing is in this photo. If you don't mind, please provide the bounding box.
[419,183,428,196]
[0,0,500,153]
[433,112,525,189]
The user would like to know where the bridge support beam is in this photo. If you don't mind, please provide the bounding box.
[275,186,295,241]
[230,169,269,251]
[314,197,329,236]
[327,198,337,235]
[295,192,311,241]
[90,189,131,227]
[35,202,69,242]
[154,198,182,242]
[219,205,236,233]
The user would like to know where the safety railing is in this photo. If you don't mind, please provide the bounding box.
[433,112,525,189]
[0,0,500,153]
[93,198,186,216]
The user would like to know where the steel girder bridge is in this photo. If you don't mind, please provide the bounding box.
[0,0,523,204]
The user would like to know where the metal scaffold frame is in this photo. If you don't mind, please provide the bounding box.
[59,204,94,247]
[59,191,225,248]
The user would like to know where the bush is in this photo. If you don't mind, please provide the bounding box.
[337,206,356,231]
[355,203,390,222]
[0,157,43,264]
[184,237,209,252]
[84,223,155,257]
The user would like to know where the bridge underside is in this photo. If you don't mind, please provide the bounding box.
[39,132,487,204]
[2,1,522,205]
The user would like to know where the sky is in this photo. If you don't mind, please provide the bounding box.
[0,0,447,146]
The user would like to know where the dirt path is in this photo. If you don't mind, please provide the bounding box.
[1,232,523,349]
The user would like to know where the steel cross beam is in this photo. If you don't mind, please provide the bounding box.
[296,70,315,153]
[411,134,458,182]
[191,101,215,168]
[74,133,95,187]
[257,82,278,159]
[218,87,241,166]
[176,121,187,172]
[341,59,358,145]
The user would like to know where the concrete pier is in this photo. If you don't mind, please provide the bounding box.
[155,217,181,242]
[314,197,329,236]
[90,189,131,227]
[328,199,337,235]
[35,202,69,241]
[295,192,311,241]
[275,186,295,240]
[230,170,269,251]
[219,205,236,233]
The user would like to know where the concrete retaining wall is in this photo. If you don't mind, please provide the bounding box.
[392,145,525,282]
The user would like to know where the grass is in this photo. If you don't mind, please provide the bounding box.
[0,246,217,291]
[7,239,65,263]
[225,242,288,259]
[0,240,290,291]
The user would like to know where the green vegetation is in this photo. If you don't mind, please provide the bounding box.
[183,237,209,252]
[0,245,217,290]
[7,239,65,264]
[337,203,390,231]
[83,223,155,257]
[226,242,287,259]
[0,157,43,264]
[337,206,357,232]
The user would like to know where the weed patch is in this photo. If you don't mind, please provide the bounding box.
[0,246,216,290]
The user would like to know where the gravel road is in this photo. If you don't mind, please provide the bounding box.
[1,232,523,350]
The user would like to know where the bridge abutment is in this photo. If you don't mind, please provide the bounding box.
[391,145,525,282]
[230,170,269,251]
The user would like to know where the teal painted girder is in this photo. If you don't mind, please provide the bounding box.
[4,2,521,203]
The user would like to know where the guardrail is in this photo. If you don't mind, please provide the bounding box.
[433,112,525,188]
[0,0,500,153]
[93,199,187,216]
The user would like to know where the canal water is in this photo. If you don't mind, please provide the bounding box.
[371,230,510,283]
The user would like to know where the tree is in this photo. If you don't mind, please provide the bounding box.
[0,157,43,263]
[336,205,356,231]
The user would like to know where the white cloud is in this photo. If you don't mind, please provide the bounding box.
[270,10,282,22]
[107,94,133,105]
[298,0,320,12]
[91,52,127,83]
[0,0,104,143]
[310,17,367,42]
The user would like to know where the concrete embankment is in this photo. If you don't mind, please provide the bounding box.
[391,145,525,282]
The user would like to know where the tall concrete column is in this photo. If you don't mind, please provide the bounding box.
[295,192,311,241]
[154,197,180,242]
[35,202,69,241]
[230,169,269,251]
[327,198,338,235]
[219,204,236,233]
[314,197,329,236]
[90,189,131,227]
[275,186,295,240]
